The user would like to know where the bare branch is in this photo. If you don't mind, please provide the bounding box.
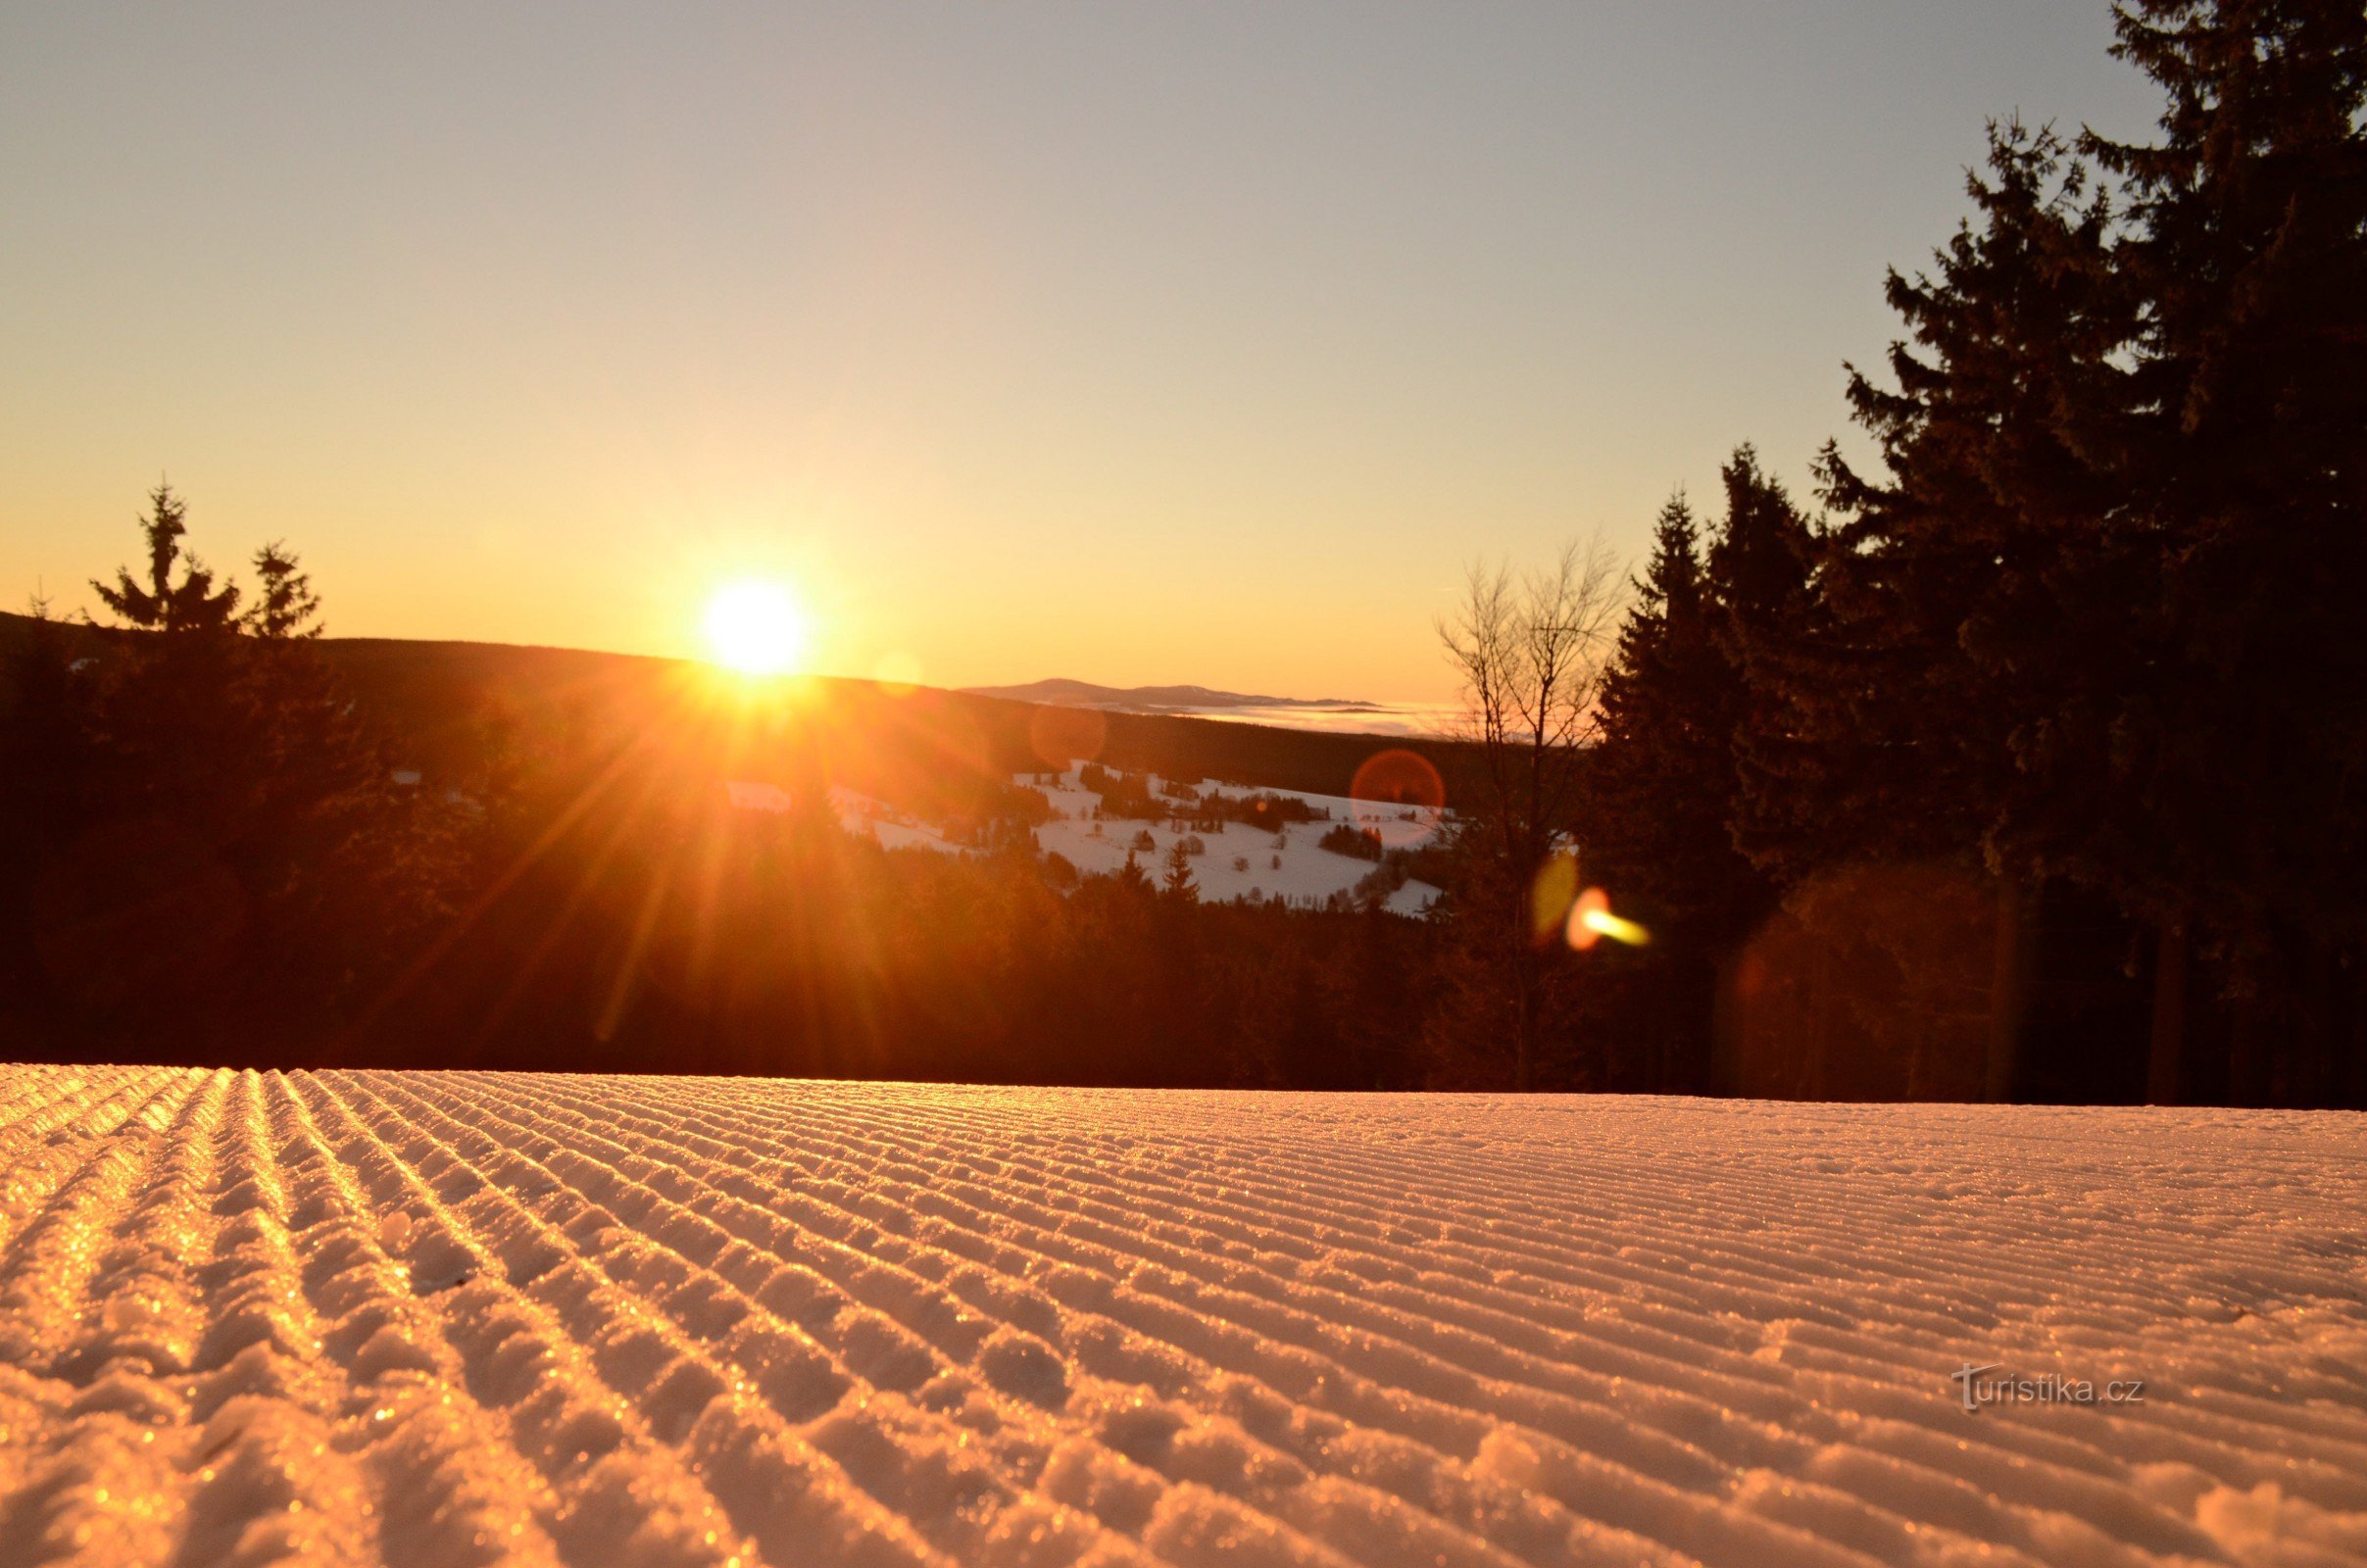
[1437,531,1627,872]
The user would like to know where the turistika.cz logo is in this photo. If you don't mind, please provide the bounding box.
[1951,1363,2146,1414]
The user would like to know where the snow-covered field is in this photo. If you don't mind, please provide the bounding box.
[836,769,1445,915]
[3,1068,2363,1567]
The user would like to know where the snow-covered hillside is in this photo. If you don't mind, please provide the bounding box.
[2,1067,2363,1566]
[834,768,1445,915]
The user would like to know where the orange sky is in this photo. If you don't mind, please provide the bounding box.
[1,5,2159,703]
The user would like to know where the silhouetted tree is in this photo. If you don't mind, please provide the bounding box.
[1161,837,1199,901]
[2070,0,2367,1103]
[1801,122,2127,1098]
[1590,489,1767,1088]
[241,540,323,640]
[1433,536,1625,1089]
[92,483,240,634]
[7,489,466,1053]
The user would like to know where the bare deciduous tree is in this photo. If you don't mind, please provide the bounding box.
[1439,535,1625,883]
[1434,535,1626,1090]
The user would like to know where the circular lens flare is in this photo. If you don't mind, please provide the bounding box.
[1350,748,1447,848]
[704,580,811,675]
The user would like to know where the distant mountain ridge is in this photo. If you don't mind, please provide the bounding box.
[963,677,1379,712]
[0,614,1472,798]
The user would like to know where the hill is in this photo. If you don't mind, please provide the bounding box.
[963,677,1372,711]
[0,613,1481,807]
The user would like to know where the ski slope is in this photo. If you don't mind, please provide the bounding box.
[1,1067,2362,1567]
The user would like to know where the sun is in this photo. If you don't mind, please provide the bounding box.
[703,578,812,675]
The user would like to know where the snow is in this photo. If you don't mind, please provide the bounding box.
[726,782,794,814]
[3,1067,2363,1566]
[834,770,1446,914]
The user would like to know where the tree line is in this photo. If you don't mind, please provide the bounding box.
[1,490,1452,1085]
[1550,0,2365,1105]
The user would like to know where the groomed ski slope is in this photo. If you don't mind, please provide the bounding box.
[1,1069,2362,1568]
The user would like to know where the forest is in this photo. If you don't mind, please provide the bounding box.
[1578,1,2367,1107]
[3,0,2362,1106]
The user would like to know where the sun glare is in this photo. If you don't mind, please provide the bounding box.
[703,579,811,675]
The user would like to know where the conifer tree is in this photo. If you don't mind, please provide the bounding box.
[241,541,322,640]
[92,483,240,634]
[1800,122,2128,1098]
[1589,493,1760,1086]
[1707,447,1823,875]
[36,488,465,1048]
[2071,0,2367,1101]
[1161,838,1199,902]
[1800,122,2122,868]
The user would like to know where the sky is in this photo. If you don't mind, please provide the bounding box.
[2,3,2165,704]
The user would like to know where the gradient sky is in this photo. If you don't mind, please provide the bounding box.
[3,4,2164,703]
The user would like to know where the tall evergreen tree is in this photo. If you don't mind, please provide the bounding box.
[1580,456,1815,1090]
[1800,121,2131,1098]
[1800,122,2124,870]
[2072,2,2367,1098]
[1590,492,1760,1087]
[23,489,466,1051]
[1709,447,1824,875]
[1798,3,2367,1103]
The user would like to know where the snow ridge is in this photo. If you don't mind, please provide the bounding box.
[1,1068,2363,1566]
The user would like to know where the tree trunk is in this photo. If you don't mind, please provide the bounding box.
[1708,949,1742,1098]
[1513,950,1536,1094]
[1985,873,2036,1102]
[2145,916,2188,1105]
[2347,954,2367,1111]
[2227,989,2267,1106]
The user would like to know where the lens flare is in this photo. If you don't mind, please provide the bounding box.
[1530,854,1580,945]
[704,579,810,675]
[1566,887,1650,951]
[1350,748,1447,848]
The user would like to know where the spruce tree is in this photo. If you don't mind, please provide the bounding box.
[92,483,240,634]
[1161,838,1199,902]
[1581,458,1814,1089]
[44,488,466,1049]
[1708,447,1823,876]
[2073,0,2367,1083]
[242,541,323,640]
[1801,122,2123,870]
[1590,493,1756,1086]
[1800,121,2129,1098]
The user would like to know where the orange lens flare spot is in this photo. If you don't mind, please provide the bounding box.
[1350,748,1446,809]
[1530,854,1580,944]
[1350,748,1446,849]
[1566,887,1650,951]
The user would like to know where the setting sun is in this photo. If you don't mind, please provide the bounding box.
[703,579,812,675]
